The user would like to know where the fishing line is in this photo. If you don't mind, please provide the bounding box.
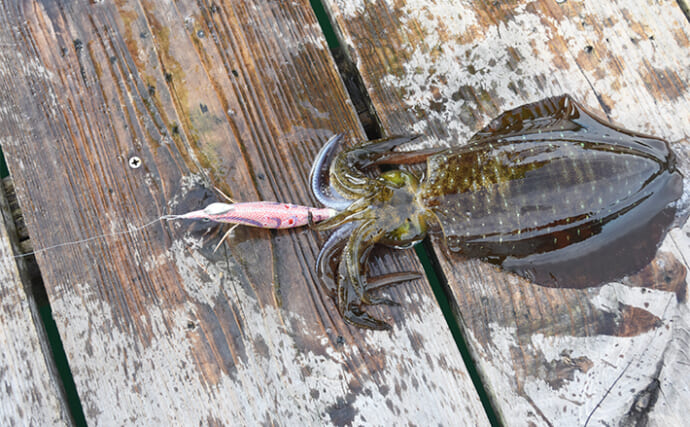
[7,214,183,260]
[4,200,332,261]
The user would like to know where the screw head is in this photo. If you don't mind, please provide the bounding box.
[128,156,142,169]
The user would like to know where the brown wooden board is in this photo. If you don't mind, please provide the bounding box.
[0,185,69,425]
[324,0,690,424]
[0,0,489,424]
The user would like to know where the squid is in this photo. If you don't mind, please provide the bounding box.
[310,95,683,330]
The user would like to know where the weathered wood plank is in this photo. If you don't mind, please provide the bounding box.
[0,0,488,424]
[0,183,69,424]
[324,0,690,424]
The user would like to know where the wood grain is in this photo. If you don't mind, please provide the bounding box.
[324,0,690,424]
[0,179,69,425]
[0,0,488,424]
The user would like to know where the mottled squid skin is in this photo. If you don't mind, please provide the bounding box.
[312,95,683,330]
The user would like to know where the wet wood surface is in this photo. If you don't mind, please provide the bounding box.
[324,0,690,425]
[0,179,69,425]
[0,0,489,424]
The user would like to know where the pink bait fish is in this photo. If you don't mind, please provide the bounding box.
[176,200,336,251]
[178,201,335,228]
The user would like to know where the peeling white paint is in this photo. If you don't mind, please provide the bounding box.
[50,282,344,424]
[141,250,169,273]
[352,294,484,423]
[165,173,209,210]
[464,238,689,425]
[473,314,677,425]
[590,282,675,319]
[545,2,690,140]
[178,173,208,196]
[333,0,367,18]
[371,0,689,149]
[20,57,55,82]
[529,328,672,424]
[47,235,488,425]
[381,3,571,145]
[464,325,539,424]
[170,235,237,304]
[0,212,68,425]
[455,223,690,425]
[398,0,479,47]
[647,303,690,427]
[275,21,329,54]
[642,220,690,425]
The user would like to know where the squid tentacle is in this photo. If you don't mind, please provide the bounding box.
[310,198,373,231]
[309,134,351,210]
[345,135,423,167]
[367,271,422,293]
[370,146,445,166]
[329,135,417,197]
[316,222,421,329]
[308,133,433,330]
[344,220,383,301]
[337,220,394,330]
[312,134,429,204]
[316,221,356,296]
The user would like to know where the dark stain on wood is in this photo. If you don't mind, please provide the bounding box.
[542,351,593,390]
[621,368,662,426]
[615,305,662,338]
[623,251,687,303]
[326,393,358,426]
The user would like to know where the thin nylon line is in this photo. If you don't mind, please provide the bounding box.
[9,214,181,259]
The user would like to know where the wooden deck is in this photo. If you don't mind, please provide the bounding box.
[0,0,688,425]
